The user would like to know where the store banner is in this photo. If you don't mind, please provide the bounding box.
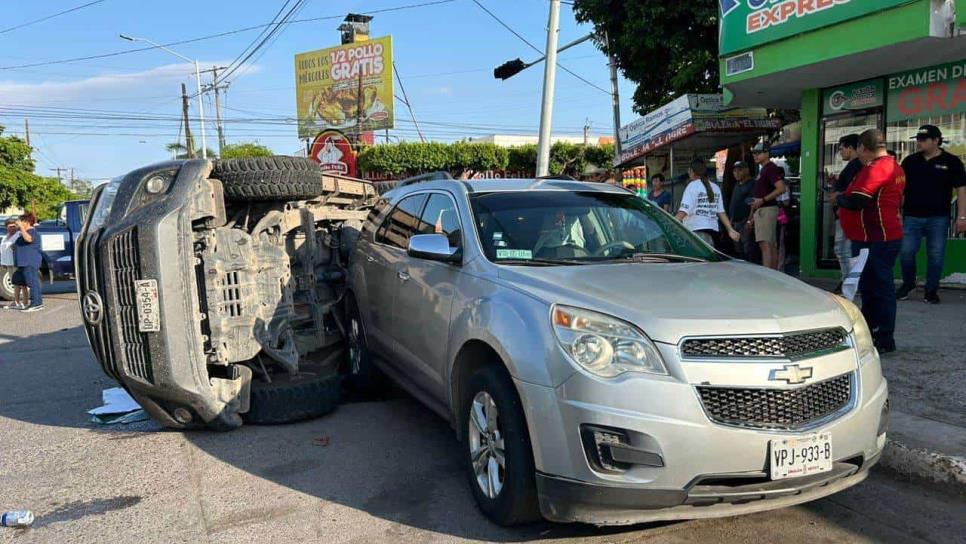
[822,79,884,116]
[886,60,966,122]
[719,0,915,56]
[295,35,394,139]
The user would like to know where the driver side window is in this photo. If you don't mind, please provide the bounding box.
[415,193,462,249]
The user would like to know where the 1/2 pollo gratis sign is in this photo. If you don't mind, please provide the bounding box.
[719,0,915,55]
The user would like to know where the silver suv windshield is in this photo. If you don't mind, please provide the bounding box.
[468,190,725,264]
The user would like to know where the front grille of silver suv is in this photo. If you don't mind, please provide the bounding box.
[681,328,848,360]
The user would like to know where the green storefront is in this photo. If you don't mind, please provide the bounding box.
[720,0,966,282]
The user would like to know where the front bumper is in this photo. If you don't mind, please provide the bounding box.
[77,160,237,429]
[515,345,888,524]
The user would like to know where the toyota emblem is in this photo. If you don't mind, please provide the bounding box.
[82,291,104,325]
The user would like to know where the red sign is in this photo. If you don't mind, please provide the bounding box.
[309,130,357,177]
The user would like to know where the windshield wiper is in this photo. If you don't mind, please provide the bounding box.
[495,258,588,266]
[619,252,708,263]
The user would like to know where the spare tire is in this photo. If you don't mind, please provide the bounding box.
[211,156,327,202]
[243,362,342,425]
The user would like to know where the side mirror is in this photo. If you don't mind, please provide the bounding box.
[408,234,461,264]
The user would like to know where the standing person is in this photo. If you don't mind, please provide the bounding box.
[896,125,966,304]
[750,142,787,270]
[646,173,672,213]
[728,161,759,262]
[837,129,905,353]
[676,158,741,246]
[1,218,27,310]
[828,134,863,293]
[13,212,44,312]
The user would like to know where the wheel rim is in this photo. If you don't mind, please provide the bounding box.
[347,316,362,375]
[2,272,12,296]
[468,391,505,499]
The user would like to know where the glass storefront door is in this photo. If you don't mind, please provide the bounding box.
[817,111,883,268]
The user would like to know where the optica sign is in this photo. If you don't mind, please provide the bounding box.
[720,0,915,56]
[887,61,966,122]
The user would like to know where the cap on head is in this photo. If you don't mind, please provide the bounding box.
[913,124,942,141]
[751,142,770,155]
[732,161,748,170]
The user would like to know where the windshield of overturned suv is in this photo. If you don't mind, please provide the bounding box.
[469,191,725,264]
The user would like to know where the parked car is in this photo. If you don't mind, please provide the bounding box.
[0,200,88,300]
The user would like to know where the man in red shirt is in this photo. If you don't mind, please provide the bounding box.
[837,129,905,353]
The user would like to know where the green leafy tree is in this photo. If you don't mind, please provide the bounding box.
[220,142,274,159]
[0,125,76,218]
[573,1,719,113]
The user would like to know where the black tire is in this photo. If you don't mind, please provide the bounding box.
[462,364,541,526]
[0,267,14,301]
[344,295,389,395]
[211,156,327,202]
[242,363,341,425]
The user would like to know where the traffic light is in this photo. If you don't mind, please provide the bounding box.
[494,58,527,80]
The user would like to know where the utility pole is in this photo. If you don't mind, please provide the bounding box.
[24,118,30,147]
[583,119,591,146]
[536,0,561,177]
[607,33,623,170]
[200,66,229,154]
[50,168,64,186]
[181,83,196,158]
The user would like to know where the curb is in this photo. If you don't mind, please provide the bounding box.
[880,438,966,494]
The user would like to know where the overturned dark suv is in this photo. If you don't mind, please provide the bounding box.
[77,157,376,429]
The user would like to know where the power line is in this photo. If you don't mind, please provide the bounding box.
[0,0,107,35]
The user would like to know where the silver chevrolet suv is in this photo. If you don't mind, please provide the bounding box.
[346,175,889,526]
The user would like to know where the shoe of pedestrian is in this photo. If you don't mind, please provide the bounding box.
[4,302,25,310]
[895,284,915,300]
[923,291,940,305]
[21,304,45,313]
[874,339,897,355]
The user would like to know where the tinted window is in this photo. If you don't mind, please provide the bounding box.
[415,193,462,249]
[362,197,391,235]
[376,194,427,249]
[469,191,723,263]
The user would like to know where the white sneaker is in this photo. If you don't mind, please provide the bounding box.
[22,304,44,313]
[3,303,24,310]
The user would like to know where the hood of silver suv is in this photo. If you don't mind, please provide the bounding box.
[495,260,850,343]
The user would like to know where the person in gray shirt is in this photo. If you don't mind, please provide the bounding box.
[728,161,759,263]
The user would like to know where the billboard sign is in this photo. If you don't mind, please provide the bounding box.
[822,79,884,116]
[719,0,915,56]
[309,130,358,177]
[886,61,966,122]
[295,35,394,138]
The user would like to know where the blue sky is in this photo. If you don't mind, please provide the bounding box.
[0,0,639,183]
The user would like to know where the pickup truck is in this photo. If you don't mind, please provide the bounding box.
[0,199,89,300]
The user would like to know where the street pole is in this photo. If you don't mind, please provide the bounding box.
[211,66,226,153]
[607,34,622,171]
[535,0,561,177]
[193,60,207,158]
[24,118,30,147]
[181,83,196,158]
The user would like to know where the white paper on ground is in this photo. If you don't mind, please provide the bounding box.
[88,387,141,415]
[841,248,869,302]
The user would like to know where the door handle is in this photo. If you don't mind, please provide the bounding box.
[366,255,375,262]
[397,271,410,282]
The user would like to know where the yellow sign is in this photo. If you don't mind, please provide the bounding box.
[295,35,394,138]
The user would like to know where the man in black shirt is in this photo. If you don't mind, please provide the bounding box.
[829,134,863,293]
[728,161,759,262]
[897,125,966,304]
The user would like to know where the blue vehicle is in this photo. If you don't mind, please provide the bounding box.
[0,200,89,300]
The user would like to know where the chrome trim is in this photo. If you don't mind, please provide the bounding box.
[678,327,851,363]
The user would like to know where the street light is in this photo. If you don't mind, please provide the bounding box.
[119,33,208,159]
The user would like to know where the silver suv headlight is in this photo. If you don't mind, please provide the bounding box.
[833,296,875,362]
[551,304,667,378]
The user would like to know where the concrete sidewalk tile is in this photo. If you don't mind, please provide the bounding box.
[881,410,966,493]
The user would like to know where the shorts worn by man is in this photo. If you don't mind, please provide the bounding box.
[750,142,787,270]
[837,129,905,353]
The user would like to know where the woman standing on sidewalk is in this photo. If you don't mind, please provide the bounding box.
[676,158,741,246]
[13,213,44,312]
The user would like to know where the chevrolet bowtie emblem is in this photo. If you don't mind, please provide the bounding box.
[769,364,813,385]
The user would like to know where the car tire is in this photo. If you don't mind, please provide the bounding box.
[0,267,15,301]
[211,156,327,202]
[344,296,389,395]
[242,362,341,425]
[462,364,541,526]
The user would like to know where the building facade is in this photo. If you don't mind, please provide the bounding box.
[720,0,966,282]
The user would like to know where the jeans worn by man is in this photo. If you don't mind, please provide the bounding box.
[851,240,902,350]
[899,216,948,298]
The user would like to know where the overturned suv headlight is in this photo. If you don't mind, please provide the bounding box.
[552,304,667,378]
[833,296,875,363]
[128,168,178,213]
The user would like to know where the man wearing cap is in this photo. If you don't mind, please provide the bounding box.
[837,129,905,354]
[728,161,758,262]
[896,125,966,304]
[750,142,786,270]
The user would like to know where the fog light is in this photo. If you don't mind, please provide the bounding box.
[173,407,193,424]
[145,175,168,194]
[877,398,889,437]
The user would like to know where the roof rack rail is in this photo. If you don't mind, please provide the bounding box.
[535,174,578,181]
[397,171,454,187]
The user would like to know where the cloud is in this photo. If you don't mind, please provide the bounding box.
[0,61,258,106]
[424,86,452,95]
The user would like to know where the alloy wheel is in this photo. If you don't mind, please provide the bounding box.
[348,317,362,375]
[468,390,506,499]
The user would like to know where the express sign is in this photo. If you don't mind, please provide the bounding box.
[720,0,915,56]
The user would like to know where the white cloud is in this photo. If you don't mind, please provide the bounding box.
[424,86,452,95]
[0,61,259,106]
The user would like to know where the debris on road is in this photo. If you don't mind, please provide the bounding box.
[1,510,34,528]
[88,387,149,425]
[312,435,331,447]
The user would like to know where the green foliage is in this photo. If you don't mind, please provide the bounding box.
[220,142,274,159]
[506,144,537,173]
[573,1,719,113]
[0,126,77,218]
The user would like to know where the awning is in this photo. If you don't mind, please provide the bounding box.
[769,141,801,157]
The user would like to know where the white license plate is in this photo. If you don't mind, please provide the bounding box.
[769,432,833,480]
[133,279,160,333]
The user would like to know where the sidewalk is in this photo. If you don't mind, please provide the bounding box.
[806,278,966,493]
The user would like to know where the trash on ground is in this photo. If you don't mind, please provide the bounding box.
[1,510,34,528]
[88,387,147,425]
[312,435,331,447]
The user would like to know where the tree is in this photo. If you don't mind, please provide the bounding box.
[220,142,274,159]
[573,1,719,113]
[0,125,76,218]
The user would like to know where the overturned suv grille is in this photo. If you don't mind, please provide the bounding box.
[697,373,853,430]
[681,328,847,359]
[109,228,153,383]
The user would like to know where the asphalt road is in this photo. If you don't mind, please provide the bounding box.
[1,288,964,544]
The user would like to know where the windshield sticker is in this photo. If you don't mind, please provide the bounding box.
[496,249,532,260]
[494,240,508,248]
[493,232,503,240]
